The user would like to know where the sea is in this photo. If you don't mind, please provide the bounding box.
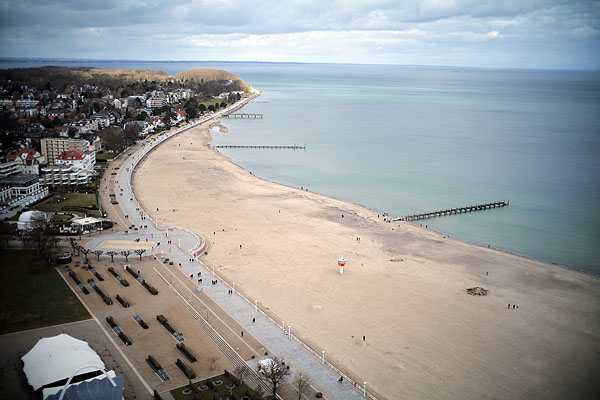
[2,59,599,274]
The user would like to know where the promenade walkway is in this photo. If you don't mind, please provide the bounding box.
[93,98,371,400]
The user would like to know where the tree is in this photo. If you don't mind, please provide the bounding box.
[198,104,206,113]
[185,107,198,119]
[257,357,290,398]
[27,212,56,259]
[69,237,79,255]
[93,249,104,261]
[134,249,146,260]
[106,250,118,262]
[80,247,91,263]
[0,220,16,249]
[295,373,310,400]
[121,250,133,262]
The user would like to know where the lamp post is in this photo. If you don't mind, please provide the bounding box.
[288,325,292,340]
[322,351,325,364]
[255,299,258,312]
[282,320,285,332]
[363,382,367,397]
[233,282,235,294]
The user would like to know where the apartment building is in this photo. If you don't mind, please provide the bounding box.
[40,138,88,164]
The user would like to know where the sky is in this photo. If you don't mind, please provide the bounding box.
[0,0,599,69]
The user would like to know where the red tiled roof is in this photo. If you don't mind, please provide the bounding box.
[7,148,43,165]
[58,149,85,160]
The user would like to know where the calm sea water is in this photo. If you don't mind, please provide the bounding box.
[3,59,599,273]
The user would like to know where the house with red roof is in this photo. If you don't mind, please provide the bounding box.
[55,149,95,172]
[7,148,46,175]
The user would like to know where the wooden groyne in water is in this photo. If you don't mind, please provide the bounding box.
[225,113,263,119]
[393,201,509,221]
[213,144,306,150]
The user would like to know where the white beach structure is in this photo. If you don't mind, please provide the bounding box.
[21,334,123,399]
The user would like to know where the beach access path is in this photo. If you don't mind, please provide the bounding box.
[91,99,370,399]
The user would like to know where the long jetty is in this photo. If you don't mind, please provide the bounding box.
[225,113,263,119]
[393,201,509,222]
[213,144,306,150]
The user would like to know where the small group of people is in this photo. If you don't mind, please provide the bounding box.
[211,279,218,285]
[228,289,234,295]
[508,303,519,309]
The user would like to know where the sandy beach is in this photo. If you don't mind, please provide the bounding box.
[133,119,600,399]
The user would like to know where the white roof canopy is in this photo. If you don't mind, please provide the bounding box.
[72,217,102,226]
[22,334,105,391]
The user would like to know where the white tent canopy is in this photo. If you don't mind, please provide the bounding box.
[22,334,105,391]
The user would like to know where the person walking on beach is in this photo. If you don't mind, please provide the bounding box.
[252,317,255,323]
[241,331,244,337]
[508,303,511,310]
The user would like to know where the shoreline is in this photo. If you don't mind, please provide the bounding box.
[133,99,600,399]
[212,131,595,278]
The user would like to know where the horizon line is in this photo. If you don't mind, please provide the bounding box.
[0,57,598,73]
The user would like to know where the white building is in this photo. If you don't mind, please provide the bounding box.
[7,147,46,175]
[39,164,93,186]
[55,149,96,172]
[22,333,123,400]
[0,174,48,216]
[146,97,167,109]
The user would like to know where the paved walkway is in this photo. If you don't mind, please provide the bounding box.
[105,101,370,400]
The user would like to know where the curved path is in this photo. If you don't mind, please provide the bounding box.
[95,97,372,400]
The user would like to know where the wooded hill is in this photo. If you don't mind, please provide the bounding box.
[0,66,250,94]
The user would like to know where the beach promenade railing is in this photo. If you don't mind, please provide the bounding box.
[122,94,378,400]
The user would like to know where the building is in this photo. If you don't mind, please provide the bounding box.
[56,149,96,172]
[0,174,48,216]
[40,138,88,164]
[0,161,21,177]
[90,112,111,128]
[21,333,123,400]
[39,164,93,186]
[7,148,46,174]
[146,97,167,109]
[71,216,103,232]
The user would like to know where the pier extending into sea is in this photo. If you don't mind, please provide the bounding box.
[213,144,306,150]
[394,201,509,221]
[225,113,263,119]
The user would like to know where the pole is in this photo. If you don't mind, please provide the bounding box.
[233,282,235,294]
[255,299,257,311]
[322,351,325,364]
[288,325,292,340]
[178,238,180,248]
[363,382,367,397]
[212,266,215,277]
[282,320,285,332]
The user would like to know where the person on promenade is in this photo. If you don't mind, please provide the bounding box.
[508,303,511,309]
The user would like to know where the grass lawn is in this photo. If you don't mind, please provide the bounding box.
[95,152,115,162]
[170,373,271,400]
[0,249,89,334]
[30,192,101,218]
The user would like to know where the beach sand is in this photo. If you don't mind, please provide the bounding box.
[134,121,600,399]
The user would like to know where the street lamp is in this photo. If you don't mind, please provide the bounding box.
[363,382,367,397]
[322,351,325,364]
[288,325,292,340]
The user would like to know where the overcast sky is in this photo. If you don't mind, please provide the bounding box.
[0,0,599,69]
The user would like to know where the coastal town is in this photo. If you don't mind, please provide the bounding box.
[0,67,245,220]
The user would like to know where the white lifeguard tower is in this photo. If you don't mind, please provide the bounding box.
[337,256,346,274]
